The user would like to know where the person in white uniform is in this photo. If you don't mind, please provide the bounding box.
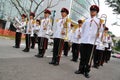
[35,9,52,58]
[93,32,105,69]
[23,12,35,52]
[71,20,83,62]
[75,5,104,78]
[13,14,27,48]
[49,8,71,66]
[101,27,113,65]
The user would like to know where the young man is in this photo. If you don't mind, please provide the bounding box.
[30,13,36,49]
[33,19,41,43]
[93,32,105,69]
[101,27,113,65]
[35,9,52,58]
[13,14,27,48]
[49,8,71,66]
[106,35,113,62]
[71,20,83,62]
[75,5,104,78]
[23,12,35,52]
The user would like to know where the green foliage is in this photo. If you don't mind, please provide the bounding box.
[114,39,120,51]
[106,0,120,14]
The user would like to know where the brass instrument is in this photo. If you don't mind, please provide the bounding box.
[88,14,107,66]
[13,17,21,29]
[63,18,71,41]
[13,17,25,33]
[100,14,107,42]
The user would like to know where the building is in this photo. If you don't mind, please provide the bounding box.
[45,0,99,23]
[0,0,99,29]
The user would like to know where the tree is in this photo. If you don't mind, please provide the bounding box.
[105,0,120,14]
[9,0,60,19]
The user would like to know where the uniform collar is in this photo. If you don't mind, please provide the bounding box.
[30,19,34,21]
[44,17,49,20]
[90,16,97,20]
[62,16,68,20]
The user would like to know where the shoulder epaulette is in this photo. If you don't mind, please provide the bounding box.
[32,20,36,24]
[56,19,60,22]
[82,19,85,23]
[66,18,71,22]
[81,18,87,23]
[50,19,52,23]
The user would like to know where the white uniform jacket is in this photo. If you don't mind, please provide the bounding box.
[38,18,52,38]
[53,17,71,40]
[80,17,104,45]
[72,27,82,44]
[13,20,26,33]
[26,19,35,35]
[96,33,105,50]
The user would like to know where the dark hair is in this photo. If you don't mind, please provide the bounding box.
[78,20,83,24]
[104,27,109,31]
[36,19,41,25]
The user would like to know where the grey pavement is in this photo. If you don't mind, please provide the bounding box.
[0,38,120,80]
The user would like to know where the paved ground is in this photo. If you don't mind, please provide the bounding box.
[0,37,120,80]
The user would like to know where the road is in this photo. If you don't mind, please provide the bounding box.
[0,37,120,80]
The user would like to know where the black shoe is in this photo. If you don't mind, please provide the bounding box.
[35,54,40,58]
[75,70,84,74]
[49,61,55,65]
[63,54,68,57]
[71,59,78,62]
[53,62,59,66]
[93,65,99,69]
[13,46,19,48]
[39,55,44,58]
[73,60,78,62]
[31,46,34,49]
[84,73,90,78]
[100,64,103,66]
[35,54,43,58]
[71,59,74,61]
[22,49,29,52]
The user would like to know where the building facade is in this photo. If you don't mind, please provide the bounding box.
[0,0,99,27]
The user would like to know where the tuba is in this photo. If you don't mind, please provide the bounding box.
[13,17,21,29]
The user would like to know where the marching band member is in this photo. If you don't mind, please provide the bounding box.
[35,9,52,58]
[49,8,71,66]
[23,12,35,52]
[30,13,36,49]
[75,5,104,78]
[106,35,113,62]
[101,27,112,65]
[33,19,41,43]
[71,20,83,62]
[13,14,27,48]
[93,32,105,69]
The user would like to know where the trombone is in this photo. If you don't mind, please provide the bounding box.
[88,14,107,66]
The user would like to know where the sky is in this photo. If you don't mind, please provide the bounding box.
[99,0,120,37]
